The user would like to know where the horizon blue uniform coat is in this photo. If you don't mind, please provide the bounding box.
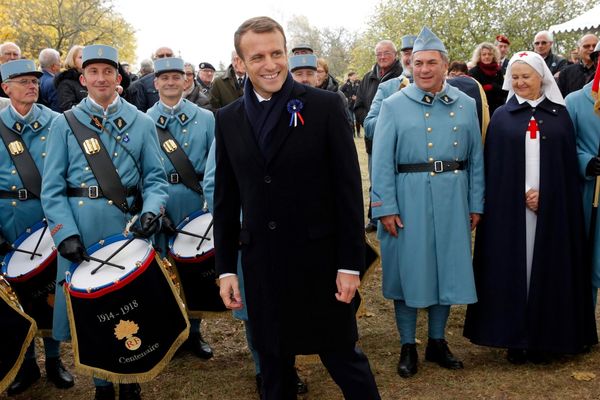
[41,97,168,340]
[371,83,484,307]
[0,104,57,242]
[146,99,214,254]
[566,81,600,288]
[363,77,407,140]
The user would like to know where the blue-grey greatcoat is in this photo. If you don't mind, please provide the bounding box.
[371,83,484,307]
[41,97,169,340]
[0,104,57,243]
[146,99,214,254]
[566,81,600,288]
[363,77,407,140]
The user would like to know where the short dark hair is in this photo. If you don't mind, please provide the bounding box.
[234,16,287,60]
[448,61,468,75]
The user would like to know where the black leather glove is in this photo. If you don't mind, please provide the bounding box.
[58,235,89,263]
[0,234,12,256]
[161,215,177,236]
[587,157,600,177]
[133,212,159,238]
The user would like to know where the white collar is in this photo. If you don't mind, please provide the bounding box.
[515,94,546,108]
[254,91,271,102]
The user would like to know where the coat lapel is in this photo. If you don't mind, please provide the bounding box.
[232,98,265,167]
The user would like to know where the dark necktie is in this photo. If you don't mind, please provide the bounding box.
[238,77,243,88]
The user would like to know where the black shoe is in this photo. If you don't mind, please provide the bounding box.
[506,348,527,365]
[365,222,377,233]
[425,338,464,370]
[527,350,551,364]
[94,385,115,400]
[186,332,214,359]
[45,357,74,389]
[119,383,142,400]
[7,358,40,396]
[293,368,308,394]
[255,373,263,398]
[397,343,418,378]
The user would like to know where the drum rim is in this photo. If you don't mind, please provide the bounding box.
[2,220,57,282]
[67,233,153,297]
[167,209,213,261]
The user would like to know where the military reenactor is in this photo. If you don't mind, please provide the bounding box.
[0,59,75,395]
[147,56,215,360]
[41,44,168,400]
[371,27,484,378]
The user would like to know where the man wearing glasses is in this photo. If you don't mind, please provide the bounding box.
[533,31,568,77]
[0,42,22,98]
[558,33,599,97]
[128,46,174,112]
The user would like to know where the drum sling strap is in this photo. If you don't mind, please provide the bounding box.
[156,126,203,195]
[0,120,42,199]
[64,110,129,213]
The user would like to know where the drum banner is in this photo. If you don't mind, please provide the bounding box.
[0,279,37,393]
[65,254,189,383]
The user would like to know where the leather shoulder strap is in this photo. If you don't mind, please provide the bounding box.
[0,119,41,198]
[156,126,203,194]
[64,110,129,212]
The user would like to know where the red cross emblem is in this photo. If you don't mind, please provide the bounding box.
[519,52,528,57]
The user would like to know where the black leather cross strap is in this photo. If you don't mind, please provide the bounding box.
[66,185,138,199]
[0,120,42,198]
[397,160,466,173]
[168,172,204,184]
[64,111,129,213]
[156,126,203,195]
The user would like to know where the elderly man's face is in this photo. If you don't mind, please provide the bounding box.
[579,34,599,65]
[154,47,174,59]
[375,43,397,70]
[401,49,413,72]
[198,68,214,85]
[1,44,20,63]
[497,42,509,58]
[1,74,39,105]
[412,50,447,94]
[533,33,552,58]
[183,66,195,91]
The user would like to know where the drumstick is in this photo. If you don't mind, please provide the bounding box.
[175,228,212,241]
[86,256,125,270]
[91,237,135,275]
[30,223,48,260]
[195,218,214,251]
[11,248,42,257]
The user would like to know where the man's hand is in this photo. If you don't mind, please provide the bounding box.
[525,189,539,213]
[380,214,403,237]
[219,275,243,310]
[335,272,360,304]
[470,213,481,230]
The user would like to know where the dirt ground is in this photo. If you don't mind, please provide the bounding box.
[3,136,600,400]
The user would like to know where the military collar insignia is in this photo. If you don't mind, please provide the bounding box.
[31,120,42,132]
[113,116,127,131]
[12,121,23,133]
[178,113,188,124]
[89,115,103,131]
[157,115,168,128]
[422,95,433,104]
[439,94,454,104]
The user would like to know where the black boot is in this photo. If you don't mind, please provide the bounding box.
[119,383,142,400]
[186,332,214,359]
[7,358,40,395]
[94,385,115,400]
[397,343,418,378]
[293,368,308,394]
[45,357,74,389]
[425,338,463,370]
[506,348,527,365]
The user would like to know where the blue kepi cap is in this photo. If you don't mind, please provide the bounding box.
[82,44,118,68]
[413,27,447,54]
[154,57,185,76]
[1,59,42,82]
[400,35,417,51]
[289,54,317,72]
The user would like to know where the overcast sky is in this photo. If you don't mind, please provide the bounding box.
[114,0,380,69]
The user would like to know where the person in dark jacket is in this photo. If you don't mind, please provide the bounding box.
[354,39,403,232]
[316,58,352,128]
[128,46,174,112]
[208,51,245,109]
[469,42,507,116]
[38,48,62,111]
[197,62,215,95]
[341,72,361,137]
[54,45,87,112]
[533,31,568,77]
[558,33,599,97]
[183,62,212,110]
[464,51,598,364]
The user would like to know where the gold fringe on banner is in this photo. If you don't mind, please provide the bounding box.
[0,280,37,393]
[65,254,190,384]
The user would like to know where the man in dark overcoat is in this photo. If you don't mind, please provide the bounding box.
[213,16,380,400]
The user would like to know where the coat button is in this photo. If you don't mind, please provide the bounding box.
[428,142,433,148]
[264,176,272,183]
[453,141,458,146]
[428,157,434,162]
[427,127,432,132]
[268,221,277,230]
[11,185,16,191]
[453,127,458,131]
[425,112,430,118]
[450,112,455,117]
[11,201,16,207]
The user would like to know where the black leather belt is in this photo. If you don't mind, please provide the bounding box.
[66,186,138,199]
[397,160,466,173]
[168,172,204,184]
[0,188,36,200]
